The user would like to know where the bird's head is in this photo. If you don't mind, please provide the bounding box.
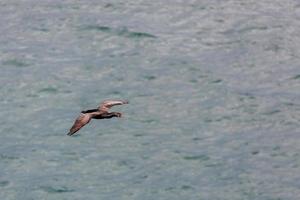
[114,112,122,117]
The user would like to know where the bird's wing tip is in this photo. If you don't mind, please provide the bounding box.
[67,132,73,136]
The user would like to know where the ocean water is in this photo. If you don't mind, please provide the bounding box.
[1,1,300,200]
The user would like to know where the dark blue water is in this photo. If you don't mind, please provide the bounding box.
[1,1,300,199]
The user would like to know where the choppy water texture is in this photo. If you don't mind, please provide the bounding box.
[1,1,300,200]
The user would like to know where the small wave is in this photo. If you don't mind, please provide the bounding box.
[292,74,300,80]
[40,186,74,193]
[0,154,18,161]
[0,181,9,187]
[139,119,158,124]
[222,25,268,35]
[125,31,157,39]
[80,25,157,39]
[181,185,193,190]
[82,25,111,32]
[262,109,280,116]
[2,59,29,67]
[183,155,210,161]
[211,79,222,84]
[38,87,58,94]
[238,26,268,34]
[143,75,156,80]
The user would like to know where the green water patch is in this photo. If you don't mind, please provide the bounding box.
[143,75,156,80]
[204,162,223,167]
[165,187,175,191]
[192,137,208,141]
[189,79,198,83]
[38,87,58,94]
[84,65,94,71]
[139,119,158,124]
[211,79,222,84]
[270,145,286,157]
[0,181,9,187]
[165,185,193,191]
[292,74,300,79]
[40,186,74,193]
[133,133,145,137]
[0,154,18,161]
[273,146,281,151]
[222,25,269,35]
[110,91,121,95]
[251,150,259,155]
[32,27,49,32]
[262,109,281,116]
[62,90,72,94]
[192,137,201,141]
[104,3,114,8]
[2,58,29,67]
[83,25,111,32]
[80,25,157,39]
[125,31,157,39]
[181,185,193,190]
[183,155,210,161]
[26,93,39,98]
[189,67,201,71]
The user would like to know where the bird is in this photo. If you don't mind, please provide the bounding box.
[67,100,129,136]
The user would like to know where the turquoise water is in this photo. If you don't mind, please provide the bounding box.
[1,1,300,200]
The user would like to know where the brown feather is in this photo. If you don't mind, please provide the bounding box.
[98,100,129,112]
[67,113,92,136]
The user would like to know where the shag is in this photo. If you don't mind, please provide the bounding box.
[67,100,129,136]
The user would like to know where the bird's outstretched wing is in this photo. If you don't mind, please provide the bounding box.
[98,100,129,112]
[67,113,92,136]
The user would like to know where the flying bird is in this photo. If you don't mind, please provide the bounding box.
[67,100,129,136]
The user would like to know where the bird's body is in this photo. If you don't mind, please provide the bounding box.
[67,100,128,136]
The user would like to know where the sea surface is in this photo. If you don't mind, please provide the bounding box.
[1,1,300,200]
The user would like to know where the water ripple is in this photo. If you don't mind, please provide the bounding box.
[0,181,9,187]
[183,155,210,161]
[80,25,157,39]
[2,58,29,67]
[39,186,75,193]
